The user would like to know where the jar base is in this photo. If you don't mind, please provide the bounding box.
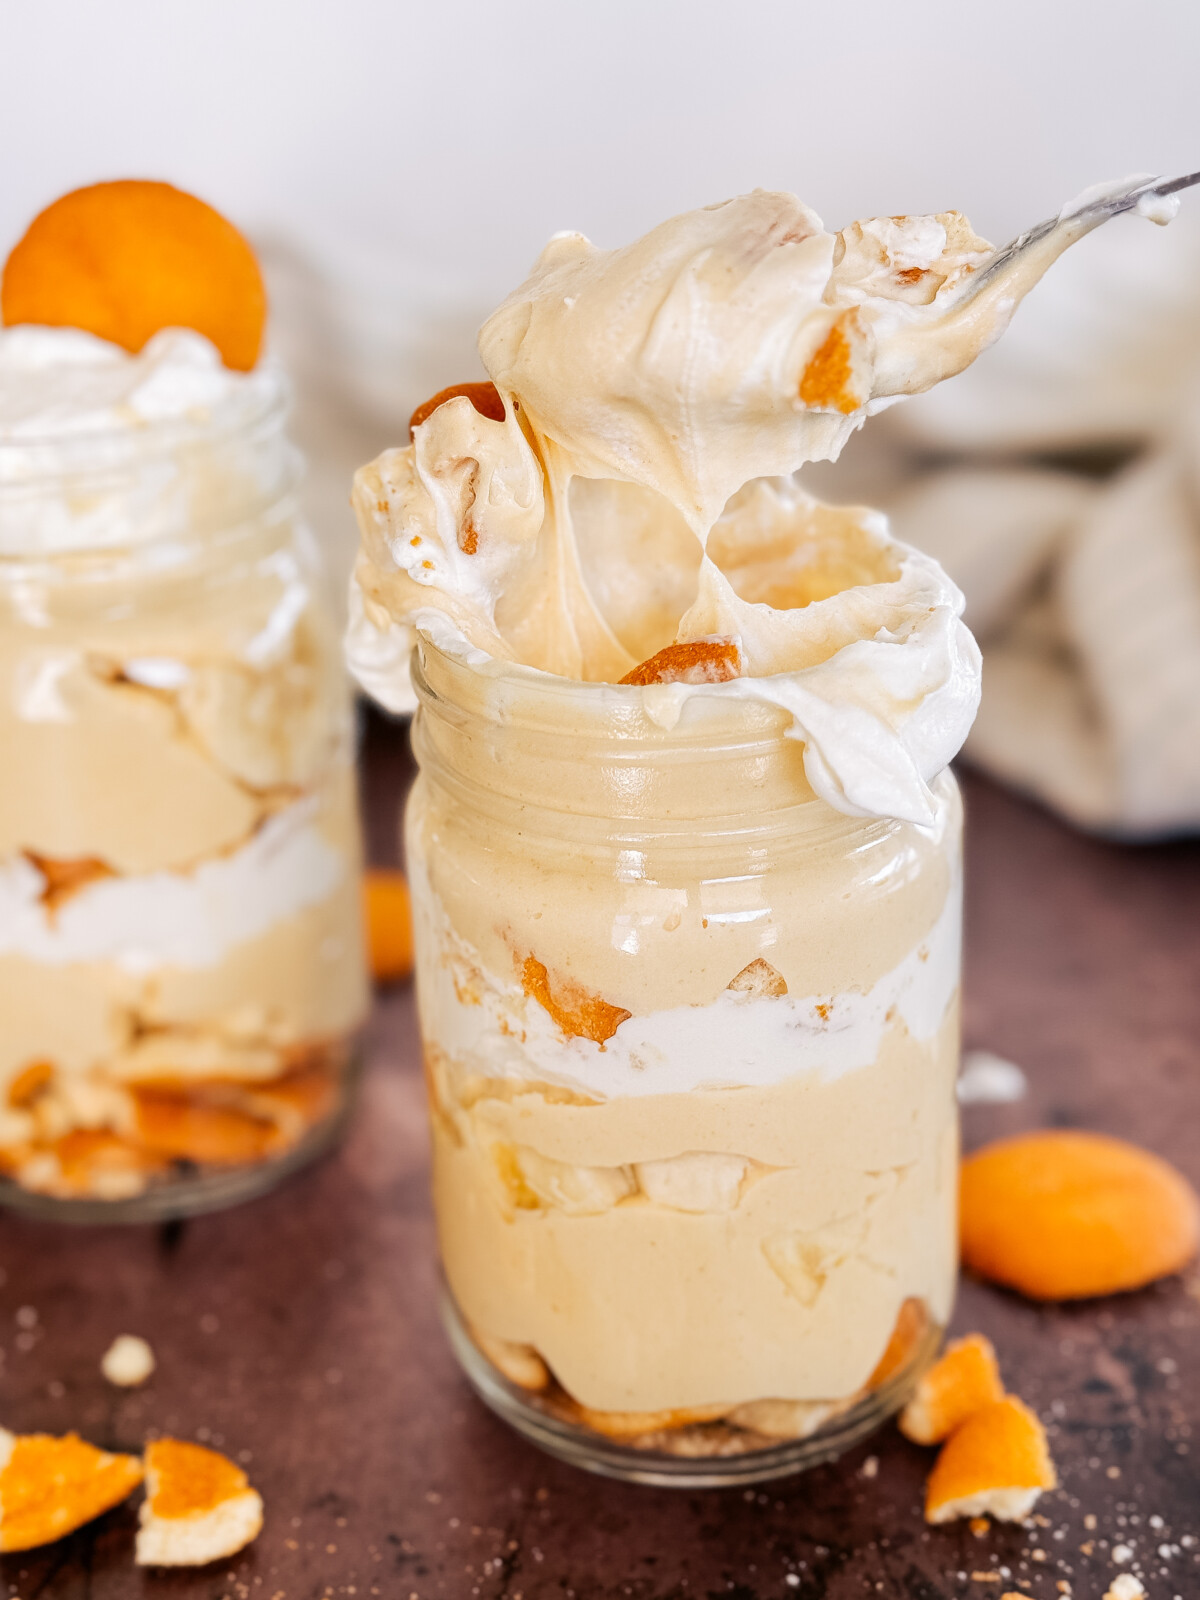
[0,1052,361,1225]
[441,1289,941,1488]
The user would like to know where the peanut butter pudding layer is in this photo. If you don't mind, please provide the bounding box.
[0,324,367,1207]
[348,184,1177,1471]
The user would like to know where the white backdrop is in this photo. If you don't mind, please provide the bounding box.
[5,0,1200,564]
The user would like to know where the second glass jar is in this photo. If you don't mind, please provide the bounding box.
[0,372,369,1219]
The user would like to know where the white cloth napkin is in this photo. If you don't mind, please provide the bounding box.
[877,209,1200,838]
[886,433,1200,837]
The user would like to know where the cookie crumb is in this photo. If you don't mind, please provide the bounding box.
[100,1335,155,1388]
[924,1395,1056,1524]
[899,1332,1005,1445]
[1104,1576,1146,1600]
[957,1051,1027,1105]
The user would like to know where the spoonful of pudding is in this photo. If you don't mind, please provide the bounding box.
[348,173,1196,823]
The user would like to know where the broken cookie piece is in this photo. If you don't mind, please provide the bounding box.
[24,852,115,912]
[727,958,788,998]
[409,380,506,436]
[899,1332,1005,1445]
[489,1137,634,1216]
[797,310,870,414]
[866,1299,930,1389]
[634,1152,749,1213]
[568,1399,733,1440]
[135,1438,263,1567]
[924,1395,1056,1524]
[521,956,631,1045]
[469,1324,551,1392]
[619,637,742,687]
[0,1428,143,1552]
[725,1398,840,1440]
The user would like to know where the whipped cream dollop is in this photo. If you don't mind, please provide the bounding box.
[0,326,282,553]
[347,185,1155,823]
[0,325,272,442]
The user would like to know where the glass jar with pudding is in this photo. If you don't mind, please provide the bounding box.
[0,326,369,1219]
[410,634,958,1483]
[348,184,1165,1479]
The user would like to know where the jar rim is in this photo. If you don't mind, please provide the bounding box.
[411,634,955,844]
[410,635,969,843]
[413,632,803,751]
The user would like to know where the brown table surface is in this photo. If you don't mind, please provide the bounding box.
[2,708,1198,1600]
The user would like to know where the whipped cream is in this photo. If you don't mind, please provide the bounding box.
[415,860,960,1102]
[0,325,273,442]
[348,185,1145,823]
[0,796,344,973]
[0,326,285,553]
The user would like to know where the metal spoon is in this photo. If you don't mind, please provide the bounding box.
[962,170,1200,303]
[873,170,1200,395]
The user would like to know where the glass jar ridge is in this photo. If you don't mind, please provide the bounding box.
[408,637,962,1484]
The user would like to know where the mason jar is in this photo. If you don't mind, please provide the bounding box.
[0,351,369,1220]
[407,635,961,1487]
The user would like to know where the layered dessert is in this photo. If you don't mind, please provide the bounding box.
[347,183,1179,1465]
[408,649,961,1457]
[0,187,368,1208]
